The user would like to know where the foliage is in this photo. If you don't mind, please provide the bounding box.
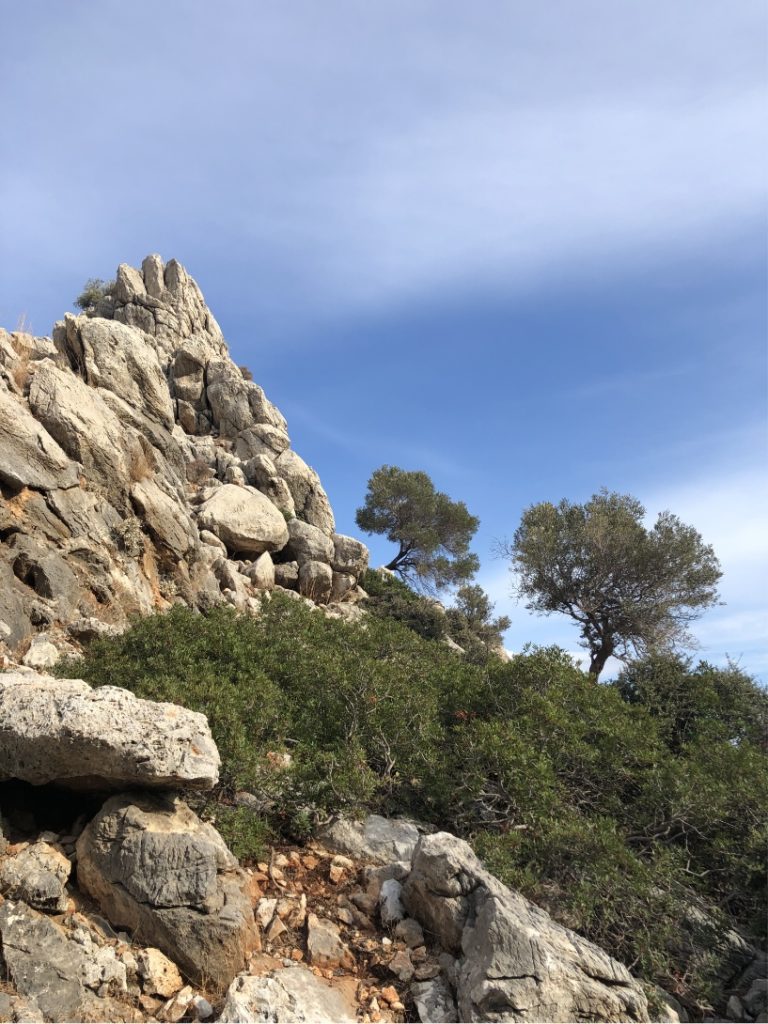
[361,568,447,640]
[444,584,511,662]
[356,465,480,591]
[501,489,722,678]
[74,277,114,310]
[64,600,767,1012]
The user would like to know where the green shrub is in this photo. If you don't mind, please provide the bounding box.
[62,599,767,1011]
[74,277,114,310]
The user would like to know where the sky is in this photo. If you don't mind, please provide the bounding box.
[1,1,766,677]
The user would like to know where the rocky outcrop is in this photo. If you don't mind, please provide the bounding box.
[403,832,649,1023]
[0,255,369,664]
[76,793,258,990]
[0,672,220,790]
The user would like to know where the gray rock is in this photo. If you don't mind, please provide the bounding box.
[404,832,649,1023]
[0,381,79,492]
[5,534,79,608]
[62,315,174,429]
[245,552,275,590]
[412,976,458,1023]
[274,562,300,590]
[319,814,423,865]
[220,966,357,1023]
[0,840,71,913]
[130,478,196,557]
[306,914,353,969]
[330,572,357,603]
[20,635,61,670]
[379,878,406,926]
[198,484,289,556]
[298,560,333,603]
[745,979,768,1017]
[0,900,130,1022]
[332,534,369,579]
[275,450,335,535]
[28,362,131,501]
[77,793,258,989]
[286,519,334,566]
[0,672,220,790]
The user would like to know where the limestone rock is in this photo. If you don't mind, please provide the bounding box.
[298,560,333,603]
[136,948,183,998]
[0,255,369,654]
[332,534,369,579]
[306,913,353,969]
[403,832,649,1023]
[0,840,71,913]
[76,793,258,989]
[220,966,356,1023]
[0,382,79,492]
[319,814,423,866]
[198,484,289,556]
[0,900,135,1022]
[130,478,196,558]
[0,672,220,790]
[28,362,131,502]
[275,450,335,535]
[412,976,458,1023]
[286,518,334,566]
[245,551,275,590]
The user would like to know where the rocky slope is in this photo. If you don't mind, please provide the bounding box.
[0,669,659,1024]
[0,255,368,667]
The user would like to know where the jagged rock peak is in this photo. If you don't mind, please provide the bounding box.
[0,256,368,665]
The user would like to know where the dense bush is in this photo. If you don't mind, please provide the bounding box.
[63,597,767,1012]
[74,277,114,310]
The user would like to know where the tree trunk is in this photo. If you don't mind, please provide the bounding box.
[588,646,612,681]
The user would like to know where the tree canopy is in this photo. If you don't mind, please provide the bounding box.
[355,465,479,591]
[501,490,722,679]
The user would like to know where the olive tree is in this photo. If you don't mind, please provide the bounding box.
[500,490,722,679]
[355,465,479,592]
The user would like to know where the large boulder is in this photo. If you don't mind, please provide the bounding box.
[403,833,649,1023]
[285,518,334,566]
[76,793,258,989]
[198,484,289,556]
[0,673,220,790]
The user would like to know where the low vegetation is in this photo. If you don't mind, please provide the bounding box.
[62,594,767,1012]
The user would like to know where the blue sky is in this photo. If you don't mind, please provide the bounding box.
[1,1,766,676]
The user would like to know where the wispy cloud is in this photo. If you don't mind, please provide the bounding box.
[1,3,765,328]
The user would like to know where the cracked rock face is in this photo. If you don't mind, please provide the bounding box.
[76,793,259,990]
[403,832,649,1023]
[0,254,368,664]
[0,672,220,791]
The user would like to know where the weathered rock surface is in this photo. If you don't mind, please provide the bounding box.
[403,832,649,1023]
[76,793,258,989]
[0,672,220,790]
[0,840,71,913]
[0,900,140,1023]
[319,814,423,866]
[0,255,369,659]
[219,967,357,1023]
[198,485,289,556]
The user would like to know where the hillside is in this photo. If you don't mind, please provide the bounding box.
[0,259,765,1024]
